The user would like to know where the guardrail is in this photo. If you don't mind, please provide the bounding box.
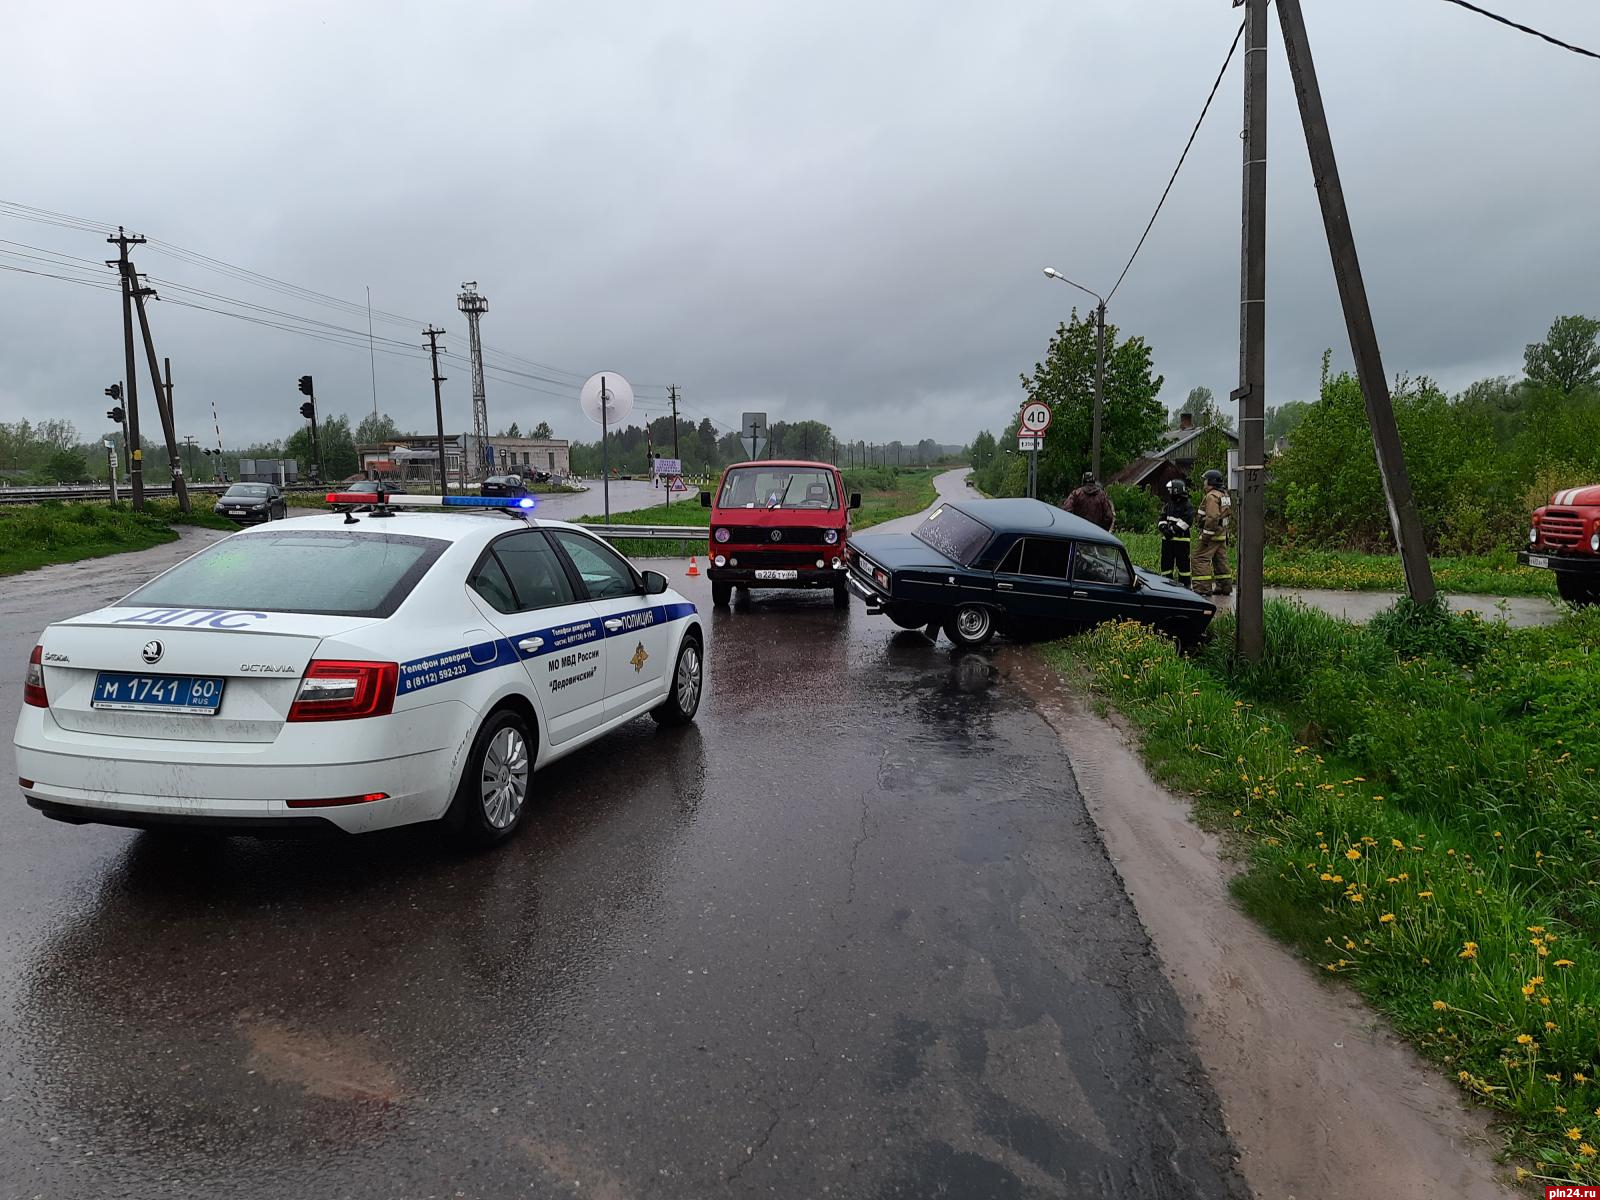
[0,483,231,506]
[575,524,707,542]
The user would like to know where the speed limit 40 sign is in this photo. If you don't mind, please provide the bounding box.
[1020,401,1052,437]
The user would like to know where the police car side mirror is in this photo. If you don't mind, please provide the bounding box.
[849,492,862,510]
[699,491,711,508]
[641,569,670,595]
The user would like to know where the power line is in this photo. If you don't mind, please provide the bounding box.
[1437,0,1600,61]
[1106,17,1246,303]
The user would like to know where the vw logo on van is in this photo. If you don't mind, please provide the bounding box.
[770,529,783,542]
[141,640,164,665]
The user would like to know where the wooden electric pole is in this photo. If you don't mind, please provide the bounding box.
[1276,0,1436,604]
[128,276,191,512]
[107,228,146,510]
[423,325,449,495]
[1234,0,1269,660]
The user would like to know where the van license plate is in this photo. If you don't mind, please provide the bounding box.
[755,569,797,580]
[92,672,225,714]
[1526,555,1549,569]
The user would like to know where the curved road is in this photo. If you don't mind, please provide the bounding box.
[0,472,1246,1198]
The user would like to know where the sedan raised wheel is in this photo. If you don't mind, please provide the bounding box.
[449,709,533,846]
[651,636,703,726]
[943,604,995,648]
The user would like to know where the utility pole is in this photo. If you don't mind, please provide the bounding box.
[107,228,146,510]
[457,283,490,482]
[423,326,449,496]
[128,271,191,512]
[1276,0,1435,604]
[1234,0,1269,660]
[667,384,680,509]
[182,435,198,480]
[1091,302,1106,481]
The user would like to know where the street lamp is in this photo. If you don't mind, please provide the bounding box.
[1042,266,1108,482]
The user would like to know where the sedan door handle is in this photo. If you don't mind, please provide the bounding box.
[1071,590,1088,598]
[996,582,1014,590]
[518,637,544,653]
[603,619,624,632]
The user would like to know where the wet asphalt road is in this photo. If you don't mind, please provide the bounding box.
[0,475,1245,1199]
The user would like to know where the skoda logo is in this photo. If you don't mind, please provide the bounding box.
[770,529,783,542]
[141,640,164,665]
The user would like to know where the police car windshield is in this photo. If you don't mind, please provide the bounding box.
[718,467,837,510]
[124,530,448,618]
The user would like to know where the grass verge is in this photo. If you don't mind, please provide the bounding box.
[0,500,235,575]
[577,468,941,557]
[1046,599,1600,1186]
[1118,532,1553,599]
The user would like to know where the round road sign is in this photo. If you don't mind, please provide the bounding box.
[1020,401,1052,436]
[581,372,634,427]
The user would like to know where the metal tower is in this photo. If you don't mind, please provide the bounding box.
[456,282,490,480]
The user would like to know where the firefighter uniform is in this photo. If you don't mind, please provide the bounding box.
[1192,482,1232,596]
[1158,494,1194,586]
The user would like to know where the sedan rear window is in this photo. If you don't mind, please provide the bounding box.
[123,530,447,618]
[911,505,992,566]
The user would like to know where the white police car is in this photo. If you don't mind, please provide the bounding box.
[13,492,704,844]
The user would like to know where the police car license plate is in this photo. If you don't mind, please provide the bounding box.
[92,672,225,714]
[755,569,797,580]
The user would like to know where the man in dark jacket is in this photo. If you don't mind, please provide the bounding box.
[1062,472,1115,531]
[1157,478,1194,586]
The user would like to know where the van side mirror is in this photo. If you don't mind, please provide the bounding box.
[641,570,670,595]
[849,492,862,510]
[699,491,711,508]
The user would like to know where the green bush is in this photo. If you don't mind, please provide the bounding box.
[1106,483,1158,533]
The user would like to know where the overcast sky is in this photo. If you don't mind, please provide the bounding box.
[3,0,1596,451]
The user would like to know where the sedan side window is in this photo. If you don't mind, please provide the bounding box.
[469,555,518,613]
[494,531,577,610]
[1018,538,1072,579]
[1072,542,1133,586]
[549,530,639,601]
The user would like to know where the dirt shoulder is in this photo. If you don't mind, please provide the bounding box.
[1001,647,1519,1200]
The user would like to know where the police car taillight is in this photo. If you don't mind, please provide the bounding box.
[24,644,47,709]
[287,660,398,722]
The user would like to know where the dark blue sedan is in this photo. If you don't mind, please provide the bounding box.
[845,497,1216,647]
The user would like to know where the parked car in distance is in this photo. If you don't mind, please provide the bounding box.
[700,459,860,608]
[845,497,1217,647]
[213,483,287,524]
[482,474,534,498]
[329,480,407,512]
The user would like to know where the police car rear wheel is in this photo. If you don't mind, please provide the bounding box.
[652,636,703,726]
[944,604,995,648]
[451,709,533,845]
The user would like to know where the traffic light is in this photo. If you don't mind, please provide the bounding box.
[299,401,316,420]
[297,375,314,397]
[104,383,122,401]
[107,406,125,424]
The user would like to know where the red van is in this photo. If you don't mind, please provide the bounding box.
[701,460,861,608]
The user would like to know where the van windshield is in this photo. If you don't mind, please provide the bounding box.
[718,467,838,510]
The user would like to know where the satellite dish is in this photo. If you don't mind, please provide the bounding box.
[580,372,634,427]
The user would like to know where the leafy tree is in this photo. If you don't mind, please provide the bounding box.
[503,422,521,438]
[285,414,358,481]
[532,421,553,440]
[1008,310,1167,502]
[1172,385,1234,431]
[969,430,997,472]
[354,411,400,446]
[1264,400,1312,442]
[46,448,89,481]
[1524,315,1600,395]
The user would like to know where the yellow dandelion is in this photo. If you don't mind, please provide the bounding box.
[1567,1127,1583,1142]
[1517,1033,1535,1045]
[1346,848,1362,861]
[1432,1000,1448,1011]
[1418,890,1434,898]
[1459,941,1478,960]
[1583,1143,1598,1159]
[1379,913,1396,924]
[1555,959,1575,968]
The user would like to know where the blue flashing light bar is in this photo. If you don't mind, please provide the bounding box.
[323,492,539,512]
[439,494,539,510]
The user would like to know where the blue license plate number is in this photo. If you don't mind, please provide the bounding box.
[92,672,225,714]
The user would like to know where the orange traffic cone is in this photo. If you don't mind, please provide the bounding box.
[686,555,701,577]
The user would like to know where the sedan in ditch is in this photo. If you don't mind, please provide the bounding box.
[845,497,1216,647]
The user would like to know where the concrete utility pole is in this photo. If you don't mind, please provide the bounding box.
[107,228,146,510]
[128,271,190,512]
[423,325,449,496]
[181,435,198,479]
[667,384,681,509]
[1234,0,1269,660]
[457,283,490,482]
[1276,0,1436,605]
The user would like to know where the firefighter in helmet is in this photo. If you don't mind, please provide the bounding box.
[1157,477,1194,587]
[1191,468,1232,596]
